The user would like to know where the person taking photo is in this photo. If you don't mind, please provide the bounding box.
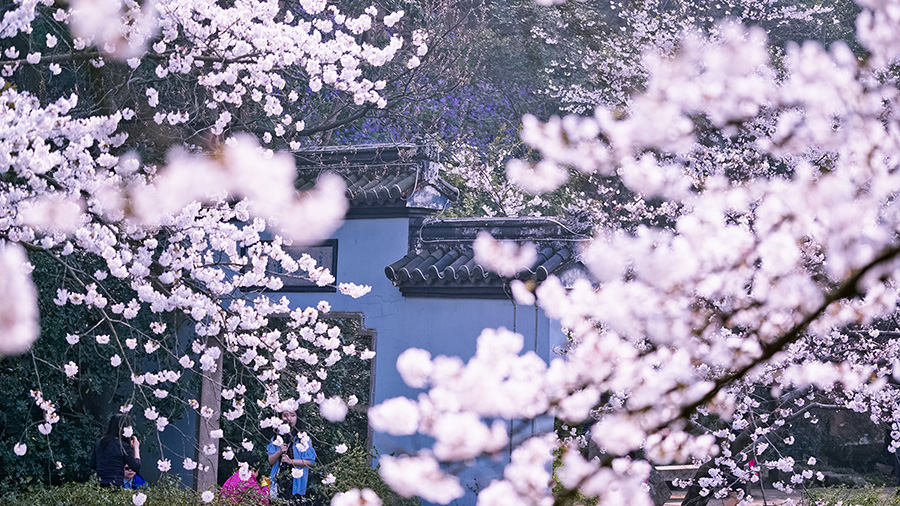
[90,414,141,487]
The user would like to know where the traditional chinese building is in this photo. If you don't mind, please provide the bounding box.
[284,143,587,504]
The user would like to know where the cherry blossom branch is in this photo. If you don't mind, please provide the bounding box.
[650,242,900,434]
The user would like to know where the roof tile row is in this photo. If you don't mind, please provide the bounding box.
[385,237,579,287]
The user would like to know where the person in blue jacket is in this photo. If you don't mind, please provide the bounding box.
[267,409,316,504]
[123,463,147,489]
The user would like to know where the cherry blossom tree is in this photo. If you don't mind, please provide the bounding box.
[445,0,861,230]
[535,0,857,113]
[0,0,428,499]
[363,1,900,505]
[7,0,900,505]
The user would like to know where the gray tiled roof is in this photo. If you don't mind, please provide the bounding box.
[293,143,458,210]
[385,217,588,297]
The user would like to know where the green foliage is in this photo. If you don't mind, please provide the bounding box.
[804,485,900,506]
[0,250,197,496]
[2,470,414,506]
[0,475,267,506]
[550,420,598,506]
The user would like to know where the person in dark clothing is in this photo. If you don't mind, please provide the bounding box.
[90,414,141,487]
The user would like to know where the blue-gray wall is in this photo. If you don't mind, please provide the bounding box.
[279,216,565,505]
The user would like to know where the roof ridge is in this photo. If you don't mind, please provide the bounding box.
[418,216,590,243]
[292,143,457,211]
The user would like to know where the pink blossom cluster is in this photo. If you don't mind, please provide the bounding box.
[365,1,900,504]
[1,0,387,488]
